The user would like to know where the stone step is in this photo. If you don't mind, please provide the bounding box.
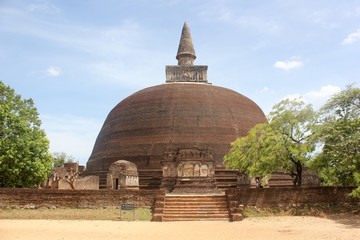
[269,174,294,180]
[164,202,227,206]
[162,217,229,222]
[165,200,227,204]
[159,194,230,221]
[214,169,239,173]
[164,209,229,214]
[164,201,227,206]
[164,206,228,211]
[268,181,294,187]
[166,198,226,202]
[165,194,226,198]
[214,178,238,181]
[163,213,230,218]
[216,184,237,188]
[165,196,226,200]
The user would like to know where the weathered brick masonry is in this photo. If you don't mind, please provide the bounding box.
[0,189,159,209]
[226,187,358,208]
[1,187,357,210]
[225,187,359,221]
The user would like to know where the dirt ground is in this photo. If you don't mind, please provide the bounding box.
[1,216,359,240]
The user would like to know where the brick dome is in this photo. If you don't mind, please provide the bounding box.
[86,82,266,172]
[85,22,267,190]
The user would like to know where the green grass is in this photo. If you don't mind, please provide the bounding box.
[0,208,152,221]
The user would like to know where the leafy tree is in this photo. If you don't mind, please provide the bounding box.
[0,81,52,187]
[312,85,360,197]
[52,152,76,168]
[224,99,316,187]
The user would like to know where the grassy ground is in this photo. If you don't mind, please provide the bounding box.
[0,208,152,221]
[1,205,358,221]
[242,204,360,218]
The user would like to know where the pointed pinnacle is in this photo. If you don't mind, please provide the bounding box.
[176,21,196,65]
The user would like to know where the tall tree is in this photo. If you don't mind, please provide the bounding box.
[0,81,52,187]
[312,85,360,197]
[52,152,76,168]
[224,99,316,187]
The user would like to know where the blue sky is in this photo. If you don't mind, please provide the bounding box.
[1,0,359,165]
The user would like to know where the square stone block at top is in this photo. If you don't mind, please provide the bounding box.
[166,65,208,83]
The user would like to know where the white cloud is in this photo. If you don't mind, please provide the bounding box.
[274,57,303,70]
[27,2,60,14]
[281,85,341,110]
[342,29,360,45]
[259,86,274,94]
[304,85,341,100]
[46,66,62,77]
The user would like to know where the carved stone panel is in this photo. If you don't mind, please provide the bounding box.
[177,164,183,177]
[194,164,200,176]
[200,164,208,177]
[163,166,170,177]
[183,163,194,177]
[166,65,208,83]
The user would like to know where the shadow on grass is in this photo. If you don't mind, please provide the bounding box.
[326,213,360,229]
[242,204,360,229]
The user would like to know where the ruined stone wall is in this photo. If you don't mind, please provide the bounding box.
[1,187,356,210]
[57,176,99,190]
[0,189,159,209]
[226,187,359,207]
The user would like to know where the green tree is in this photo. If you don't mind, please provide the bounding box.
[312,85,360,197]
[0,81,52,187]
[224,99,316,187]
[52,152,76,168]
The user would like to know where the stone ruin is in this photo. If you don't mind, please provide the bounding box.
[107,160,139,190]
[47,162,99,190]
[161,148,218,193]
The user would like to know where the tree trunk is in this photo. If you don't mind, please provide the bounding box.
[295,162,302,187]
[66,177,76,190]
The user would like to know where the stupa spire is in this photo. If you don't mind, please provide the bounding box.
[176,21,196,65]
[165,22,208,84]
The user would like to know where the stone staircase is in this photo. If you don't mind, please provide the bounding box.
[214,169,250,190]
[152,193,230,221]
[268,172,294,188]
[138,169,162,190]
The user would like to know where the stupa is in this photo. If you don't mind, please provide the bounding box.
[86,22,267,190]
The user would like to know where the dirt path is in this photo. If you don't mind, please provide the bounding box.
[1,216,359,240]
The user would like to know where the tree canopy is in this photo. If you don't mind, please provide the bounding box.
[224,85,359,197]
[52,152,77,168]
[224,99,316,187]
[0,81,52,187]
[312,85,360,197]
